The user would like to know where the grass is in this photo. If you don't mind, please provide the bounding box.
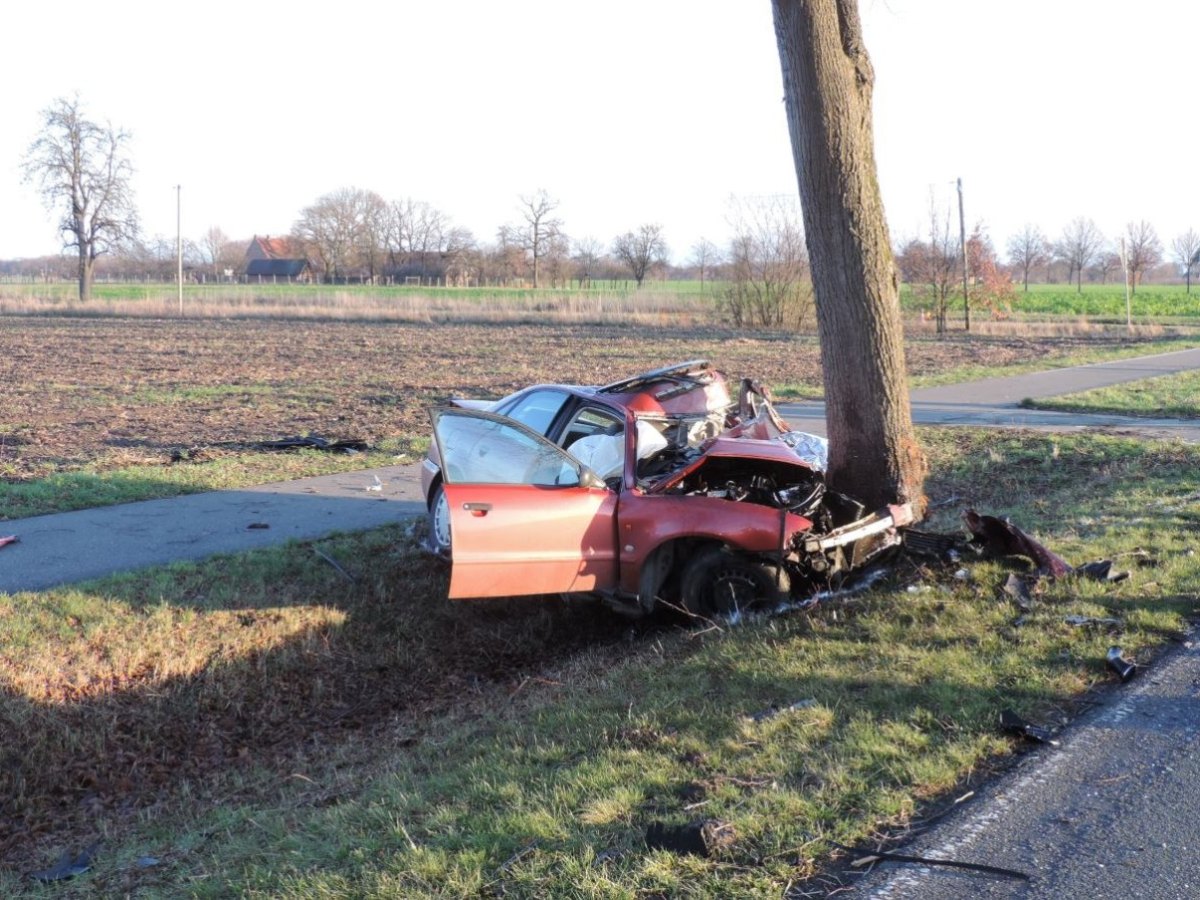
[1021,370,1200,419]
[2,428,1197,896]
[0,444,414,520]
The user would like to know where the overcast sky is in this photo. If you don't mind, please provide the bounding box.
[2,1,1195,263]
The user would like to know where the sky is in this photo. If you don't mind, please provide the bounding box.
[2,0,1196,264]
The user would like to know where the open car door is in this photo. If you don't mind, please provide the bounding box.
[431,408,619,599]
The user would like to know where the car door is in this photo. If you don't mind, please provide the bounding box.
[431,408,619,600]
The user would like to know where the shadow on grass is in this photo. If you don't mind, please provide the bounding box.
[0,524,645,868]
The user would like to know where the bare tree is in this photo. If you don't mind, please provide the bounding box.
[199,226,238,280]
[1171,228,1200,294]
[896,194,960,334]
[293,187,376,282]
[688,238,723,289]
[21,96,138,302]
[1006,224,1049,292]
[1091,250,1121,285]
[499,190,562,289]
[772,0,925,513]
[572,237,604,288]
[1057,217,1104,293]
[724,196,812,329]
[612,224,668,287]
[1123,220,1161,295]
[387,198,449,279]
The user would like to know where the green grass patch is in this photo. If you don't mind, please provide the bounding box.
[1021,370,1200,419]
[2,429,1197,895]
[0,443,419,520]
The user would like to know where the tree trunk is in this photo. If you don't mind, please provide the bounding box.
[77,247,93,303]
[772,0,925,513]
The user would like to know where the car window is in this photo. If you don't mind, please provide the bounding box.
[435,410,581,487]
[560,406,623,448]
[496,389,570,435]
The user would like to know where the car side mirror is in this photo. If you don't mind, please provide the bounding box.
[580,469,608,490]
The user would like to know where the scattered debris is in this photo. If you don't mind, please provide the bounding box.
[645,819,736,857]
[247,522,270,530]
[746,698,817,722]
[901,529,964,561]
[999,709,1060,746]
[30,842,99,882]
[1075,560,1130,582]
[254,436,368,454]
[314,548,357,584]
[1065,615,1122,629]
[0,534,17,549]
[964,510,1072,578]
[835,842,1030,881]
[1001,573,1036,612]
[1106,646,1137,682]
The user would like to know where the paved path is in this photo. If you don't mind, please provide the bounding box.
[777,345,1200,443]
[0,465,424,594]
[2,345,1197,594]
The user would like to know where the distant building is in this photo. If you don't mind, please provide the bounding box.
[243,235,312,282]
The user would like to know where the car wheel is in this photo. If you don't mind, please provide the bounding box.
[679,546,789,617]
[428,482,452,555]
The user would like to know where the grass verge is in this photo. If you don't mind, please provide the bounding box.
[2,429,1197,896]
[1020,370,1200,419]
[0,444,418,521]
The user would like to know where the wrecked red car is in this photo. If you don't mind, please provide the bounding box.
[421,360,912,617]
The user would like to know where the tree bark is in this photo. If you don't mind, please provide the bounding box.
[772,0,925,513]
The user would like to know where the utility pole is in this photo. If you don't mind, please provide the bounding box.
[176,185,183,315]
[957,177,969,332]
[1120,235,1132,333]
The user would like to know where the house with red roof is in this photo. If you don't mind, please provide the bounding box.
[243,235,312,282]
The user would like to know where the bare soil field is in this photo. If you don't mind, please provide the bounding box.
[0,314,1179,483]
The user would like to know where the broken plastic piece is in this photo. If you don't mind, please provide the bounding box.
[30,843,99,882]
[1106,646,1137,682]
[964,510,1072,578]
[0,535,17,549]
[747,698,817,722]
[999,709,1060,746]
[1001,573,1035,612]
[1075,560,1130,582]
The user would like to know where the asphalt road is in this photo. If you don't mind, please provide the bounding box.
[850,636,1200,899]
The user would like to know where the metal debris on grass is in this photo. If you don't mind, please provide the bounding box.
[1106,646,1137,682]
[999,709,1060,746]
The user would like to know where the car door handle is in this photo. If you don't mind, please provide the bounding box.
[463,502,492,516]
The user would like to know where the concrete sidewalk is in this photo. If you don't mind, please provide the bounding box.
[2,345,1197,593]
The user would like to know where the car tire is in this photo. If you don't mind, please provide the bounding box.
[428,482,452,555]
[679,546,789,617]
